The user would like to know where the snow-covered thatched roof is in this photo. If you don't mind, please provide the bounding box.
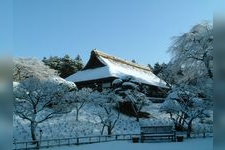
[66,50,168,88]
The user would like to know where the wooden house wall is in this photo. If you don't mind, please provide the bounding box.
[75,77,117,91]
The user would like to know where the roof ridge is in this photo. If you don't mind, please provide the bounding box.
[92,49,151,72]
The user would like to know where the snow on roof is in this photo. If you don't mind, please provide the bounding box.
[66,50,168,88]
[66,66,112,83]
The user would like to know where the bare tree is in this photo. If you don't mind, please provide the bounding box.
[92,90,121,136]
[13,77,77,142]
[65,88,92,121]
[124,89,150,122]
[160,86,210,138]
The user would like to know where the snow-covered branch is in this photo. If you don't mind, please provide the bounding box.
[13,76,77,142]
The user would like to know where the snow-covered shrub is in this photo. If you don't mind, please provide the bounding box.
[122,82,138,90]
[112,76,151,122]
[112,79,123,88]
[13,57,57,81]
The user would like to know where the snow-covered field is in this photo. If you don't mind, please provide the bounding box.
[13,103,162,141]
[13,102,213,142]
[43,137,213,150]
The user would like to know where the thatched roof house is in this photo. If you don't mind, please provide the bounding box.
[66,50,168,90]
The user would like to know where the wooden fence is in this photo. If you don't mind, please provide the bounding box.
[13,134,140,150]
[13,131,213,150]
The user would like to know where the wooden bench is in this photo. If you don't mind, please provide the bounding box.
[140,126,176,142]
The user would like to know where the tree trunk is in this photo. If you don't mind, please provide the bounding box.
[136,115,139,122]
[101,125,105,135]
[203,52,213,79]
[178,113,183,125]
[136,109,140,122]
[107,126,112,136]
[169,113,176,126]
[31,121,37,143]
[187,125,191,138]
[130,102,139,122]
[181,117,185,126]
[206,65,213,79]
[76,110,79,121]
[187,119,193,138]
[204,60,213,79]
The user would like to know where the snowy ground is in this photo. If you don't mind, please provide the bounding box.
[13,103,213,141]
[42,137,213,150]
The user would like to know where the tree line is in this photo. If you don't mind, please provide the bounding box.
[42,54,84,78]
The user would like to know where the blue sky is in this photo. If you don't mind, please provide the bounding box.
[0,0,13,54]
[5,0,213,65]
